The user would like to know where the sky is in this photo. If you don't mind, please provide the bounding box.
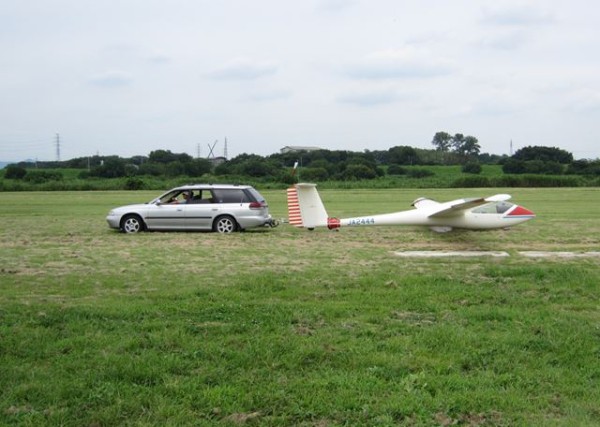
[1,0,599,162]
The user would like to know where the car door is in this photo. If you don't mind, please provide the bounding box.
[210,188,251,222]
[145,201,187,230]
[184,190,216,230]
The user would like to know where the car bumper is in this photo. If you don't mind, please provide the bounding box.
[237,214,277,230]
[106,214,121,229]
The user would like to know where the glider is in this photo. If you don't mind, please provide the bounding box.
[287,183,535,232]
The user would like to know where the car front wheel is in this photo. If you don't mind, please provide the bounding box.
[213,215,237,233]
[121,214,144,233]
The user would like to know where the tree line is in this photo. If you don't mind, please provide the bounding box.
[4,132,599,184]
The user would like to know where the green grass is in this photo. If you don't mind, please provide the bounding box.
[1,188,599,425]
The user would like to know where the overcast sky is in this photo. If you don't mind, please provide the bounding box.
[1,0,599,162]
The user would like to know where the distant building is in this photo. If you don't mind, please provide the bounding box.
[280,145,323,154]
[209,156,227,166]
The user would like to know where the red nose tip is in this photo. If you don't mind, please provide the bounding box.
[508,205,535,217]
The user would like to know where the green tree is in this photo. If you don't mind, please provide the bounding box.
[340,164,377,180]
[431,131,453,164]
[184,158,212,177]
[388,146,420,165]
[4,165,27,179]
[513,146,573,164]
[454,135,481,163]
[90,157,127,178]
[300,167,329,181]
[502,159,526,174]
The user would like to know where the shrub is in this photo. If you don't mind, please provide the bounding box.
[124,177,145,190]
[461,162,482,174]
[340,164,377,180]
[566,160,600,176]
[407,168,434,178]
[452,176,490,187]
[4,165,27,179]
[300,167,329,182]
[387,164,406,175]
[492,175,580,187]
[502,159,526,174]
[24,170,63,183]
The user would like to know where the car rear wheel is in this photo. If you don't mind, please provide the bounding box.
[121,214,144,233]
[213,215,237,233]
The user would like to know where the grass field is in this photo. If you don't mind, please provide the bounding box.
[1,188,599,426]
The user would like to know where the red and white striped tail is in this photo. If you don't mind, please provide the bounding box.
[287,186,303,227]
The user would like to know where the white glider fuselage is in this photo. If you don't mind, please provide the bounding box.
[339,206,531,230]
[287,183,535,232]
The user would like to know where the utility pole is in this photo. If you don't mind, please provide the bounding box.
[197,143,201,159]
[224,137,228,160]
[55,133,61,162]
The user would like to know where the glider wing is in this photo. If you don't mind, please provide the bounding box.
[427,194,512,218]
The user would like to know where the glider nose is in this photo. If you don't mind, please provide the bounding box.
[507,205,535,220]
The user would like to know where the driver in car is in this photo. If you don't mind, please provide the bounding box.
[170,191,193,204]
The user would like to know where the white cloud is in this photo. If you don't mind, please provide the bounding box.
[316,0,357,13]
[88,70,133,88]
[477,30,529,50]
[337,90,400,107]
[147,53,172,65]
[344,47,455,80]
[245,89,293,102]
[482,5,555,26]
[206,58,279,80]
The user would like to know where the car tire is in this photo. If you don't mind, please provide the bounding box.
[121,214,144,233]
[213,215,237,233]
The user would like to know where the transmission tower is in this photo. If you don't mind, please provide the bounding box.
[207,140,218,158]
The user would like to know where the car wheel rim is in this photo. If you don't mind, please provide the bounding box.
[217,218,234,233]
[124,218,140,233]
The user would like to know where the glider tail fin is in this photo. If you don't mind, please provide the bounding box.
[287,183,332,229]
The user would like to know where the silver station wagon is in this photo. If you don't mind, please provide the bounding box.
[107,184,276,233]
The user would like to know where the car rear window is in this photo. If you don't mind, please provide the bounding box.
[212,189,252,203]
[247,188,266,203]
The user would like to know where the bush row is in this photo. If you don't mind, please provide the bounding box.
[451,175,595,188]
[2,172,597,192]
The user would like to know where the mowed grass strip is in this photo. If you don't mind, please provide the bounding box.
[0,188,599,426]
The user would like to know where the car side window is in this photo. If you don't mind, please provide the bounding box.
[211,189,251,203]
[159,191,180,204]
[188,190,213,204]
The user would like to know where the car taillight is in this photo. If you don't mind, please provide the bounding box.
[249,201,266,209]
